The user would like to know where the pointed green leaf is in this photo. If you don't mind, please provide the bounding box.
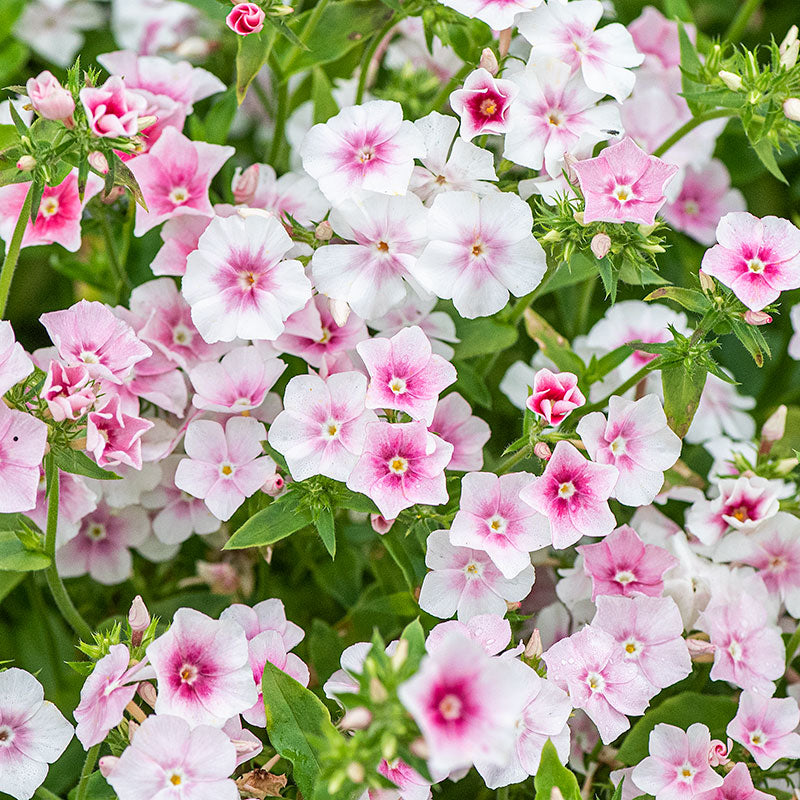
[0,531,50,572]
[52,448,122,480]
[224,490,313,549]
[662,358,707,438]
[314,506,336,558]
[534,739,581,800]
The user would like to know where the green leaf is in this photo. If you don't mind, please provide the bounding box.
[644,286,710,314]
[678,23,704,115]
[730,318,770,367]
[541,253,599,295]
[453,316,517,360]
[0,0,26,40]
[0,531,50,572]
[52,448,122,480]
[261,660,342,799]
[235,27,278,104]
[203,88,238,145]
[0,123,17,151]
[311,67,339,124]
[664,0,693,21]
[523,309,586,375]
[67,770,116,800]
[224,490,313,549]
[584,344,633,384]
[751,138,787,184]
[112,158,148,209]
[534,739,581,800]
[314,506,336,558]
[0,571,25,604]
[308,618,346,685]
[617,692,738,765]
[661,358,708,438]
[331,484,379,514]
[453,360,492,409]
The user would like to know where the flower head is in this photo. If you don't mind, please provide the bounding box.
[0,403,49,514]
[527,368,585,426]
[80,75,147,138]
[727,692,800,769]
[449,68,519,141]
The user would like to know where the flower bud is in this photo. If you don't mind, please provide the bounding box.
[551,788,565,800]
[718,70,742,91]
[175,36,212,59]
[227,2,266,35]
[498,27,512,58]
[780,25,798,54]
[708,738,731,767]
[524,629,543,659]
[137,681,157,707]
[196,561,239,594]
[572,210,586,226]
[541,230,562,243]
[409,737,430,760]
[479,47,499,76]
[761,404,787,445]
[686,637,716,660]
[744,309,772,326]
[16,155,36,171]
[562,152,579,183]
[338,707,372,730]
[781,40,799,70]
[775,457,799,476]
[346,762,365,784]
[328,296,350,327]
[533,441,552,460]
[237,206,274,220]
[745,51,759,82]
[128,595,150,646]
[127,719,140,741]
[26,70,75,121]
[590,232,611,259]
[262,473,285,496]
[88,151,109,175]
[370,513,395,535]
[390,637,409,670]
[698,269,715,293]
[369,676,388,703]
[233,164,260,205]
[315,220,333,241]
[136,115,158,132]
[269,4,293,14]
[98,756,120,778]
[783,98,800,122]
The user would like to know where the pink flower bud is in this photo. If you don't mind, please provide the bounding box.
[41,361,95,422]
[533,441,552,460]
[698,269,715,293]
[80,76,147,139]
[686,637,716,660]
[315,220,333,241]
[370,513,395,535]
[262,473,285,496]
[524,629,543,659]
[88,151,109,175]
[26,70,75,121]
[479,48,499,76]
[98,756,120,778]
[128,595,150,646]
[196,561,239,594]
[590,232,611,259]
[226,2,265,35]
[761,404,787,444]
[16,155,36,171]
[137,681,157,708]
[339,707,373,730]
[783,98,800,121]
[708,738,731,767]
[232,164,260,205]
[328,297,350,327]
[526,368,586,426]
[562,152,579,184]
[744,309,772,326]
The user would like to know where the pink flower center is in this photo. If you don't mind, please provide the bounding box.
[623,639,641,655]
[613,184,634,204]
[546,109,565,127]
[388,455,408,475]
[169,773,183,786]
[318,327,331,344]
[768,555,787,572]
[609,436,626,455]
[375,240,390,253]
[438,693,463,720]
[322,419,340,440]
[357,146,375,164]
[0,726,13,746]
[749,730,766,746]
[87,523,107,541]
[585,671,605,692]
[614,569,636,585]
[683,200,699,216]
[486,515,507,535]
[465,561,481,577]
[479,98,497,117]
[558,481,576,499]
[471,239,485,257]
[728,504,750,522]
[728,639,743,661]
[220,463,234,476]
[172,324,193,346]
[678,765,696,782]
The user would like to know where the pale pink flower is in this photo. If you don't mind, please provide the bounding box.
[86,394,153,471]
[632,723,723,800]
[309,192,428,320]
[694,761,773,800]
[182,212,311,343]
[412,190,546,318]
[519,441,618,550]
[707,739,731,768]
[238,163,329,226]
[527,368,585,426]
[0,668,73,800]
[437,0,541,31]
[268,371,378,483]
[40,361,95,422]
[175,416,276,522]
[573,137,678,226]
[578,525,677,601]
[151,215,212,277]
[127,127,234,235]
[0,404,49,514]
[578,394,682,507]
[147,608,258,727]
[106,714,238,800]
[227,2,264,35]
[449,68,519,141]
[517,0,644,102]
[418,529,535,621]
[727,692,800,769]
[397,632,524,773]
[219,598,304,652]
[426,614,512,656]
[686,373,756,444]
[700,212,800,311]
[26,70,75,121]
[628,6,693,70]
[449,472,549,578]
[0,321,32,395]
[29,470,97,548]
[543,625,653,743]
[429,392,489,472]
[80,75,147,138]
[374,759,432,800]
[300,100,426,202]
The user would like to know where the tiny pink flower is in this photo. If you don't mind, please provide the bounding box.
[429,392,490,472]
[700,212,800,311]
[706,739,731,768]
[426,613,512,656]
[0,320,33,395]
[526,368,585,426]
[632,723,723,800]
[86,394,153,471]
[694,761,773,800]
[449,68,519,141]
[346,421,453,520]
[80,75,147,138]
[0,403,49,514]
[41,361,95,422]
[26,70,75,121]
[226,2,265,35]
[727,692,800,769]
[519,441,619,550]
[175,416,276,522]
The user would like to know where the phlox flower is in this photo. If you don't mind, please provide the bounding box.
[517,0,644,102]
[80,75,148,138]
[0,668,74,800]
[151,215,212,277]
[300,100,425,202]
[632,723,723,800]
[29,470,97,548]
[505,58,621,177]
[397,632,525,774]
[685,373,756,444]
[449,68,519,141]
[0,402,48,513]
[543,625,653,743]
[527,368,586,426]
[573,137,678,226]
[309,192,428,320]
[182,212,312,343]
[220,598,305,652]
[40,361,95,422]
[426,613,512,656]
[0,321,32,395]
[700,211,800,311]
[437,0,540,32]
[105,715,238,800]
[346,420,453,519]
[412,190,546,319]
[627,6,693,70]
[429,392,490,472]
[519,441,618,550]
[128,127,234,235]
[726,692,800,769]
[449,472,550,578]
[374,759,432,800]
[694,762,773,800]
[578,525,677,601]
[147,608,258,728]
[418,529,535,621]
[175,416,276,522]
[268,371,378,483]
[86,394,153,471]
[577,394,682,507]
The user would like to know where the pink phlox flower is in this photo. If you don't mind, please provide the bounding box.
[437,0,541,32]
[30,469,97,548]
[220,598,305,652]
[0,320,32,395]
[429,392,489,472]
[426,613,513,656]
[374,758,432,800]
[369,295,459,359]
[151,214,213,277]
[449,68,519,141]
[628,6,694,70]
[80,75,147,138]
[221,716,263,768]
[86,393,153,471]
[726,692,800,770]
[694,761,773,800]
[527,368,586,426]
[41,361,96,422]
[0,402,50,513]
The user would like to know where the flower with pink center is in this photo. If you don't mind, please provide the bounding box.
[182,212,312,343]
[220,598,304,652]
[0,668,74,800]
[517,0,644,102]
[0,171,103,252]
[397,632,525,773]
[127,127,234,236]
[578,394,682,507]
[474,658,572,789]
[418,529,535,621]
[0,320,32,395]
[438,0,541,31]
[80,75,147,138]
[26,70,75,121]
[412,190,546,319]
[543,625,653,743]
[268,371,378,483]
[592,595,691,692]
[227,2,264,35]
[727,692,800,769]
[632,723,724,800]
[426,613,512,656]
[40,361,95,422]
[685,475,780,547]
[147,607,258,728]
[105,714,238,800]
[301,100,426,202]
[519,441,618,550]
[374,759,432,800]
[0,403,49,514]
[573,137,678,226]
[346,420,453,519]
[309,192,428,320]
[429,392,489,473]
[694,762,772,800]
[237,163,329,226]
[578,525,678,601]
[151,215,212,277]
[357,326,456,425]
[449,472,550,578]
[175,416,276,522]
[700,212,800,311]
[505,58,621,176]
[86,394,153,471]
[527,368,586,426]
[661,161,746,246]
[449,68,519,141]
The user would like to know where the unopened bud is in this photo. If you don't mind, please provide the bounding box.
[128,595,150,646]
[339,707,372,730]
[563,152,579,183]
[686,637,716,661]
[761,404,787,445]
[409,737,430,760]
[262,473,285,496]
[328,296,350,327]
[541,229,562,243]
[783,98,800,122]
[551,787,565,800]
[98,756,120,778]
[590,232,611,259]
[237,206,274,221]
[781,39,799,70]
[533,441,552,460]
[390,637,409,670]
[135,115,157,132]
[524,629,543,659]
[775,457,799,476]
[698,269,715,293]
[88,150,109,175]
[196,561,239,594]
[137,681,157,707]
[232,164,260,205]
[572,210,586,226]
[498,27,512,58]
[506,600,521,612]
[744,309,772,326]
[315,220,333,240]
[708,738,732,767]
[346,762,365,784]
[127,719,140,741]
[718,70,742,91]
[370,513,395,534]
[269,3,294,14]
[479,47,499,75]
[745,51,759,82]
[780,25,798,54]
[16,155,36,171]
[175,36,212,59]
[369,676,388,703]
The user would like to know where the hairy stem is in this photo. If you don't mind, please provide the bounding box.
[0,181,34,318]
[75,744,101,800]
[99,206,131,305]
[34,788,63,800]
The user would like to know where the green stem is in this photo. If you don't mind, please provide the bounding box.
[724,0,763,42]
[283,0,331,73]
[786,622,800,667]
[355,14,400,105]
[496,445,532,475]
[34,788,63,800]
[44,456,93,641]
[0,181,34,318]
[574,277,596,337]
[652,110,736,158]
[497,787,510,800]
[75,744,101,800]
[98,207,131,305]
